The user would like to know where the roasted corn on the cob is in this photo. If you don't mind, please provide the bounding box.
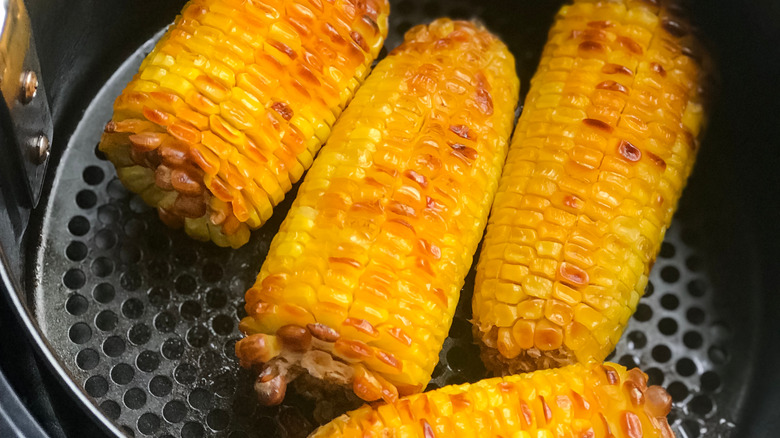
[473,0,709,374]
[236,19,519,405]
[310,362,675,438]
[99,0,389,248]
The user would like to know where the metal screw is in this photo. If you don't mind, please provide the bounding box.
[32,134,50,164]
[20,70,38,104]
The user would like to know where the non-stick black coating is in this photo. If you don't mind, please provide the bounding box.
[0,0,778,437]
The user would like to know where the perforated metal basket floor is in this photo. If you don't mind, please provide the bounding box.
[29,1,752,437]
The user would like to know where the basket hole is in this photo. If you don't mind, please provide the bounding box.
[120,244,142,264]
[129,195,150,213]
[162,337,186,360]
[148,287,170,307]
[66,294,88,316]
[686,307,705,325]
[63,268,86,289]
[626,331,647,349]
[660,266,680,283]
[675,358,696,377]
[175,274,197,295]
[646,367,664,386]
[122,298,145,319]
[76,349,99,370]
[95,310,118,331]
[146,229,171,252]
[85,375,108,398]
[710,321,732,340]
[683,331,703,349]
[667,381,689,402]
[137,350,161,373]
[124,218,145,238]
[155,312,177,333]
[690,394,713,415]
[124,387,147,409]
[91,257,114,277]
[681,419,702,438]
[129,323,152,346]
[76,190,97,209]
[95,229,118,251]
[212,314,234,336]
[659,242,676,258]
[107,179,129,200]
[206,288,227,308]
[660,293,679,310]
[66,241,88,261]
[98,205,120,225]
[103,336,126,357]
[100,400,121,420]
[708,345,728,364]
[189,388,213,411]
[92,283,115,303]
[111,363,135,385]
[187,325,210,348]
[120,269,143,291]
[686,254,703,271]
[618,354,638,369]
[149,375,173,397]
[633,303,653,322]
[431,362,446,379]
[211,372,236,398]
[207,409,230,431]
[202,262,224,282]
[651,345,672,362]
[687,278,707,297]
[175,363,197,385]
[658,317,678,336]
[181,422,205,438]
[69,322,92,344]
[181,300,202,320]
[137,413,161,435]
[700,371,721,392]
[164,400,187,423]
[120,426,134,437]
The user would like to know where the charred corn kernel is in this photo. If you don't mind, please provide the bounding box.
[474,0,710,374]
[310,363,675,438]
[99,0,390,248]
[237,19,519,405]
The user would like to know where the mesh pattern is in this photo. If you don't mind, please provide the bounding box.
[35,1,735,437]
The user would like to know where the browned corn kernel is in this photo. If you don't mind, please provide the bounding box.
[236,19,520,405]
[309,363,675,438]
[99,0,390,248]
[473,0,710,374]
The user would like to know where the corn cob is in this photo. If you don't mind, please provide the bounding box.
[473,0,709,374]
[98,0,390,248]
[310,362,674,438]
[236,19,519,405]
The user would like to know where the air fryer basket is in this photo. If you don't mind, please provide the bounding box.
[2,0,779,437]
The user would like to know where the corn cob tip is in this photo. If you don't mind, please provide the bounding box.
[309,362,675,438]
